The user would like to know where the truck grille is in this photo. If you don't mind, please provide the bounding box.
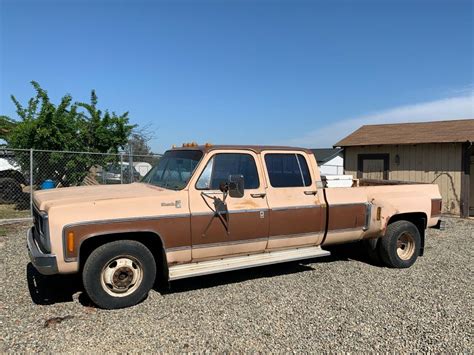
[33,206,51,253]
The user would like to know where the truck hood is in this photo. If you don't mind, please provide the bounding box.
[33,183,170,211]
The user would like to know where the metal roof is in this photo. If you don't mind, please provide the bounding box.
[310,148,343,163]
[334,119,474,147]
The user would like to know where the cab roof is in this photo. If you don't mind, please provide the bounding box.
[170,144,313,154]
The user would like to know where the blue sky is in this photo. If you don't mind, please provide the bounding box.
[1,0,473,152]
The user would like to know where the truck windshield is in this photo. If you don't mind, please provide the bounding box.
[141,150,203,190]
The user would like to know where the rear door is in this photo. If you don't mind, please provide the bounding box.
[262,151,325,249]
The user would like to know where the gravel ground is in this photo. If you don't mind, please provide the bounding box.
[1,217,473,352]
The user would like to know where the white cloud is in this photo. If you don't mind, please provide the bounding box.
[283,91,474,148]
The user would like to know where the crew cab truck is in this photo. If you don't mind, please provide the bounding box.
[28,145,443,309]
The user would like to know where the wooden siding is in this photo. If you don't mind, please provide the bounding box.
[344,143,463,215]
[470,155,474,216]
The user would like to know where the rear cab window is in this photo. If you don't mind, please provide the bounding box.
[264,153,312,188]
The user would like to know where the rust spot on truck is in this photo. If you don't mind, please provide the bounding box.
[234,199,259,208]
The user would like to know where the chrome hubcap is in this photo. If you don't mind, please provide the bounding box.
[101,257,143,297]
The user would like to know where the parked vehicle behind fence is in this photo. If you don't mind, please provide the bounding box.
[0,157,27,205]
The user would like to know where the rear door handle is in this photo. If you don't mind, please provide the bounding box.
[251,193,266,198]
[304,190,318,195]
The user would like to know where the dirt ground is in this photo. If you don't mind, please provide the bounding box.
[1,217,473,352]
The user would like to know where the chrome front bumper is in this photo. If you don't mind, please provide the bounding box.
[27,227,58,275]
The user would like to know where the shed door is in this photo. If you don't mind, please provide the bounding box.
[362,159,385,179]
[357,154,389,180]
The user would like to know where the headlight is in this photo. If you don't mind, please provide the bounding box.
[33,206,51,253]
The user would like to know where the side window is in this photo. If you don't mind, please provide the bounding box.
[196,153,260,190]
[265,153,312,187]
[297,155,312,187]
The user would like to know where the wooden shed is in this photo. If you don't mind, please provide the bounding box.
[334,119,474,217]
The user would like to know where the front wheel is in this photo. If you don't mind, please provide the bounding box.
[379,220,421,268]
[82,240,156,309]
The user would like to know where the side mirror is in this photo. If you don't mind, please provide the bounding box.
[228,174,245,198]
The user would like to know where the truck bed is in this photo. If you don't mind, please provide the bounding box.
[358,178,428,186]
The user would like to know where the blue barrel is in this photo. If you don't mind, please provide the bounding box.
[41,179,55,189]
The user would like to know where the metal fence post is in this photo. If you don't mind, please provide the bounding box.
[30,148,33,217]
[129,145,133,183]
[119,153,124,184]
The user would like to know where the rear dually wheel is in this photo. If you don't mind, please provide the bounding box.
[379,220,421,268]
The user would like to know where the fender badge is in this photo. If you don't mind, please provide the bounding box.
[161,200,182,208]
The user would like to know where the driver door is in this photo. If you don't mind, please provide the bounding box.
[188,150,269,260]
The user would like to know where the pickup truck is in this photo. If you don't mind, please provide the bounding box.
[28,144,443,309]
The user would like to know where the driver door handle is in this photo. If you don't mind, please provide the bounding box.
[304,190,318,195]
[251,193,266,198]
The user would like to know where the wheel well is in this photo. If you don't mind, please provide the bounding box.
[79,232,169,287]
[387,212,427,256]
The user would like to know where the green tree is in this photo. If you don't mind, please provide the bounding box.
[9,81,81,151]
[0,115,16,143]
[76,90,134,154]
[7,81,135,186]
[8,81,134,153]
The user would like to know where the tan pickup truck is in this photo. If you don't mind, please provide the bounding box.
[28,144,443,309]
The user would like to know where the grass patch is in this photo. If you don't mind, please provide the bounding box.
[0,221,29,240]
[0,204,30,219]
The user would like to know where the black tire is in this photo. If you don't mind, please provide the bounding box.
[82,240,156,309]
[362,238,383,265]
[0,177,22,203]
[379,220,421,268]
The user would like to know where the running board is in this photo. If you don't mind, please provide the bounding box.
[168,246,331,281]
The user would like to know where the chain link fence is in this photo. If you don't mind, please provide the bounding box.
[0,147,161,222]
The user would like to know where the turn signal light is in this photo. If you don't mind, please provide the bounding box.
[67,231,75,253]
